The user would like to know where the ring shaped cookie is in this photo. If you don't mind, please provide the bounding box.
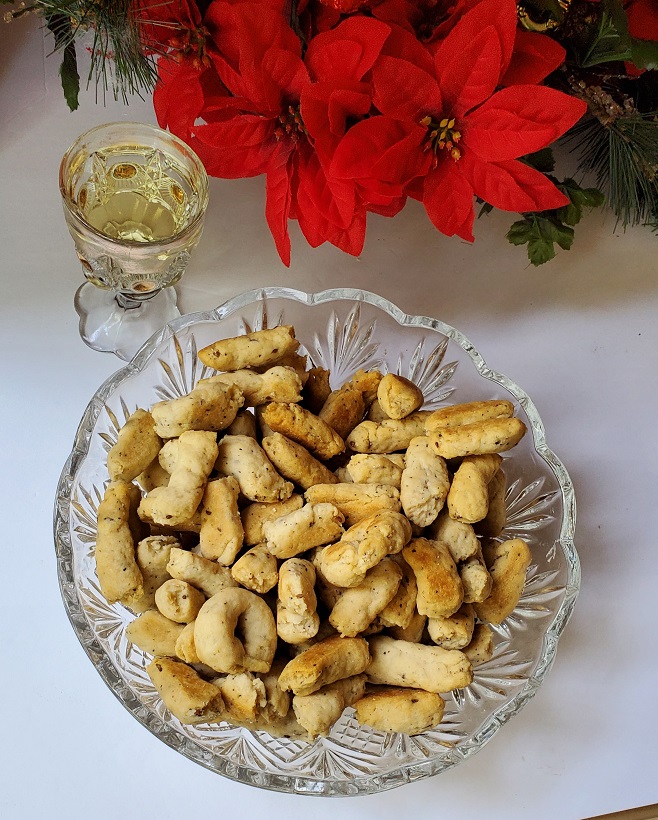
[194,587,277,674]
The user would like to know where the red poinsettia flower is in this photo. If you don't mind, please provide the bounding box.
[500,29,566,85]
[331,0,586,242]
[173,3,390,265]
[154,57,228,141]
[372,0,565,84]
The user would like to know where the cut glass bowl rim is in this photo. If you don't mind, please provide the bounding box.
[54,286,579,796]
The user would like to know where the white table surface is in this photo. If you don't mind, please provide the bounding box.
[2,14,657,820]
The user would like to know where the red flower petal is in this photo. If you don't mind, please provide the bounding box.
[380,22,435,73]
[259,47,309,111]
[372,56,442,121]
[206,2,301,97]
[296,142,357,230]
[265,146,294,266]
[304,16,391,83]
[301,82,372,166]
[627,0,658,42]
[433,0,517,107]
[154,58,207,140]
[501,30,566,86]
[459,153,569,212]
[367,195,407,218]
[371,0,419,34]
[331,117,428,192]
[434,26,502,117]
[422,159,475,241]
[294,146,367,255]
[464,86,587,161]
[192,116,278,177]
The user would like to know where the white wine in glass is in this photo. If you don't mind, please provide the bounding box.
[60,122,209,361]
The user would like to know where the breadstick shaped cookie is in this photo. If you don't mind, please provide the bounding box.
[278,635,370,696]
[201,365,302,406]
[317,509,412,588]
[402,538,463,618]
[473,538,532,624]
[346,412,432,454]
[261,402,345,460]
[138,430,218,527]
[151,381,244,438]
[95,480,144,606]
[425,400,514,431]
[215,435,293,503]
[107,408,162,482]
[198,325,299,371]
[147,657,226,724]
[429,417,526,459]
[354,687,445,736]
[366,635,472,693]
[199,476,244,564]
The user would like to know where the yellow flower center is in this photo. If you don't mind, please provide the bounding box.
[421,115,462,163]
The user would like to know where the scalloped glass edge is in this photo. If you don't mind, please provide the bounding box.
[54,287,580,797]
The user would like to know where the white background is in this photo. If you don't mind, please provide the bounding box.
[1,12,656,819]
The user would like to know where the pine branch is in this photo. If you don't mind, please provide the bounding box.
[569,112,658,226]
[35,0,158,106]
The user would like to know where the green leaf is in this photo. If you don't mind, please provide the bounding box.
[522,147,555,174]
[478,201,494,219]
[580,0,632,68]
[555,201,581,226]
[572,186,606,209]
[555,179,606,225]
[549,221,575,250]
[506,215,574,265]
[60,42,80,112]
[506,219,534,246]
[630,37,658,71]
[527,237,557,266]
[45,12,73,50]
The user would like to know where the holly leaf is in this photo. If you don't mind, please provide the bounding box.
[60,42,80,112]
[555,178,605,225]
[507,214,574,265]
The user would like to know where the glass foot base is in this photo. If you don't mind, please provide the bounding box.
[74,283,180,361]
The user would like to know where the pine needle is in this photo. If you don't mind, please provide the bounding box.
[568,112,658,226]
[37,0,159,103]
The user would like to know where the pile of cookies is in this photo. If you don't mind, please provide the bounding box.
[95,325,532,738]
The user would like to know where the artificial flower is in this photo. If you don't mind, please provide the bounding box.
[331,0,586,242]
[175,3,390,264]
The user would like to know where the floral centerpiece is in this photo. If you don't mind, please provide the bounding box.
[7,0,658,265]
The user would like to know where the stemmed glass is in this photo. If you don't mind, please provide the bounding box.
[60,122,209,361]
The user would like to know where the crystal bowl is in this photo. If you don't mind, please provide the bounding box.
[54,287,579,796]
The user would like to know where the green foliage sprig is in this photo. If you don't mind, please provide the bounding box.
[506,149,605,265]
[3,0,658,266]
[6,1,158,110]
